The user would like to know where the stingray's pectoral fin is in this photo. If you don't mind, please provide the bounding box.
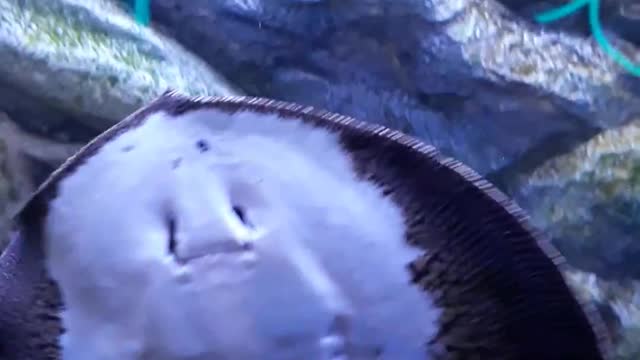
[0,230,63,359]
[379,147,613,359]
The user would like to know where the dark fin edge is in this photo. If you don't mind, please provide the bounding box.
[0,230,63,359]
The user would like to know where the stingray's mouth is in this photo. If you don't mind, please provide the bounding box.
[171,242,254,265]
[165,205,256,266]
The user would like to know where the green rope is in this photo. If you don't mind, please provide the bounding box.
[134,0,151,26]
[535,0,640,77]
[534,0,590,23]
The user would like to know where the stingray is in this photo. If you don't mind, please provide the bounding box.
[0,91,611,359]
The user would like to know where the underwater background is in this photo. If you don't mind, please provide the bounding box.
[0,0,639,358]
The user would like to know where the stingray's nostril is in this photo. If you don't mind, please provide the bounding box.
[195,139,209,152]
[167,216,178,255]
[232,205,250,226]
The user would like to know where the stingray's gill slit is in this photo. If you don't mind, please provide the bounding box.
[166,214,178,258]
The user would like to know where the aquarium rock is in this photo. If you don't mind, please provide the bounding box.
[149,0,640,175]
[511,118,640,280]
[0,0,239,130]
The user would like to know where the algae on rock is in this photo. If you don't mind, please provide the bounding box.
[0,112,83,251]
[512,118,640,278]
[434,0,638,121]
[0,0,239,130]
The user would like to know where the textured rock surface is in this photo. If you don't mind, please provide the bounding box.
[0,112,82,247]
[0,0,239,130]
[149,0,640,176]
[500,0,640,45]
[509,118,640,279]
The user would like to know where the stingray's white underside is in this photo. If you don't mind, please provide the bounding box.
[44,107,441,360]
